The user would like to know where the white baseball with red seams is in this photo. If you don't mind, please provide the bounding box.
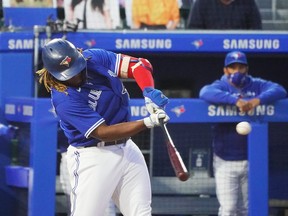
[236,121,252,135]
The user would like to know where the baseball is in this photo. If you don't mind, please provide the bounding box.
[236,121,252,135]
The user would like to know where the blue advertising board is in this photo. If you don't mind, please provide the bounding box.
[128,98,288,122]
[1,30,288,53]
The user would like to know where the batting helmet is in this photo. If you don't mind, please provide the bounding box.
[42,38,86,81]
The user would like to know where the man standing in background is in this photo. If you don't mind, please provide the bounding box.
[199,51,287,216]
[187,0,262,29]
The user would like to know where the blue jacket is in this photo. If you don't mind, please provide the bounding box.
[187,0,262,30]
[199,75,287,160]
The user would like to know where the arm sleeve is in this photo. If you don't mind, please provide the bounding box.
[118,54,154,91]
[85,49,154,91]
[199,81,239,105]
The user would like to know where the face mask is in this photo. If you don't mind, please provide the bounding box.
[228,71,247,87]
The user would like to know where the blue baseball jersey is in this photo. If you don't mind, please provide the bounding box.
[200,75,287,160]
[52,49,130,147]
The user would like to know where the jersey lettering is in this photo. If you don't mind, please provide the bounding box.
[88,90,102,111]
[121,83,128,95]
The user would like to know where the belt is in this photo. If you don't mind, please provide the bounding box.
[84,138,128,148]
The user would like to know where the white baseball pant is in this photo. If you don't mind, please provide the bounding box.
[213,154,248,216]
[66,139,152,216]
[61,152,117,215]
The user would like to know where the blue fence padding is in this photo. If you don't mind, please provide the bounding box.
[4,97,58,216]
[5,166,30,188]
[1,31,288,53]
[129,98,288,122]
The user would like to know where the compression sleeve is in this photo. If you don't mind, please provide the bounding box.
[118,54,154,91]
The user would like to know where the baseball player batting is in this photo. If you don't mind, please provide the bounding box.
[37,38,169,216]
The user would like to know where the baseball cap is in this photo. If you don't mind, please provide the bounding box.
[224,51,248,67]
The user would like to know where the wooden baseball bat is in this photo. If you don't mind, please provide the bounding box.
[159,120,190,181]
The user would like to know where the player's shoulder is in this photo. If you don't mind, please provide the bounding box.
[248,76,281,90]
[83,49,118,64]
[83,48,115,57]
[51,88,84,108]
[249,76,268,83]
[213,76,227,85]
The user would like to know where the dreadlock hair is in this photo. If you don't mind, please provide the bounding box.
[36,68,68,94]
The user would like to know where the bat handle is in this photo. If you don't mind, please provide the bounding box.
[159,119,175,148]
[159,118,165,126]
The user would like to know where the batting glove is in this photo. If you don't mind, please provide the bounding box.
[143,109,170,128]
[143,87,169,114]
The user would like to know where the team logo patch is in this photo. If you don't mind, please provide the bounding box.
[60,56,72,67]
[85,39,96,47]
[192,39,203,49]
[231,52,242,60]
[171,105,186,117]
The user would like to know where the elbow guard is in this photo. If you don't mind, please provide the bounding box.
[119,55,154,90]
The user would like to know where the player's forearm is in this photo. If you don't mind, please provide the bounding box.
[90,121,147,142]
[200,86,238,105]
[258,86,287,104]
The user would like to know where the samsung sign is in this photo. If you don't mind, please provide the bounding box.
[115,38,172,49]
[207,105,275,116]
[2,34,284,52]
[7,39,49,49]
[223,39,280,50]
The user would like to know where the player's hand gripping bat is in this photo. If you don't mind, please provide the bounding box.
[159,119,190,181]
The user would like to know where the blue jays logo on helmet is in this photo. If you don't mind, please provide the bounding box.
[60,56,72,67]
[224,51,248,67]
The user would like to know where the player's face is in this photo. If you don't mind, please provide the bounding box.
[62,68,87,88]
[224,63,249,88]
[224,63,248,76]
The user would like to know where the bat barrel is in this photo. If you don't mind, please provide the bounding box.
[177,172,190,181]
[160,119,190,182]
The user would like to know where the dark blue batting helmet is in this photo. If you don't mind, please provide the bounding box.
[42,38,86,81]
